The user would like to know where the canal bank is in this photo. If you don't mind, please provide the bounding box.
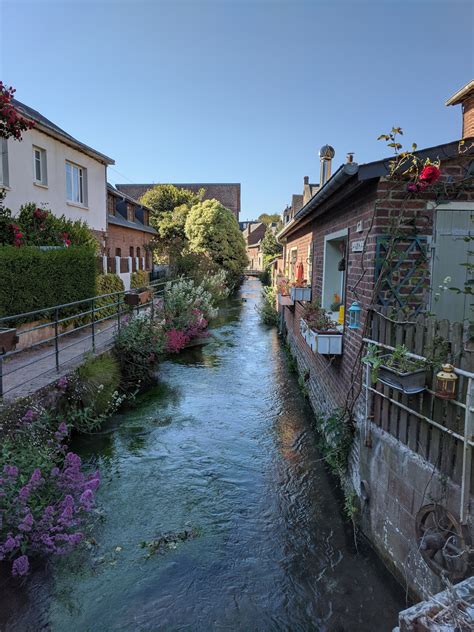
[1,278,405,631]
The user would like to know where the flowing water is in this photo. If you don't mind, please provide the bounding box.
[1,278,406,631]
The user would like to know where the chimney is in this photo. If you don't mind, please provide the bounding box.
[319,144,335,186]
[304,176,309,185]
[446,80,474,139]
[346,152,354,163]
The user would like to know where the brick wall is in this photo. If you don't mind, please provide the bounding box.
[462,95,474,138]
[106,225,153,269]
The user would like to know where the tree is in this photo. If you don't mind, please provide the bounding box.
[185,199,248,287]
[141,185,203,267]
[0,83,34,141]
[261,226,282,267]
[258,212,281,225]
[140,184,202,216]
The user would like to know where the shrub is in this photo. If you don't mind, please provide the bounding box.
[163,277,217,329]
[0,413,99,576]
[113,315,165,390]
[0,246,96,320]
[199,270,230,303]
[95,273,124,321]
[258,268,271,286]
[131,270,150,289]
[258,287,279,326]
[76,354,121,416]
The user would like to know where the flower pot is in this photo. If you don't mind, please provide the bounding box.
[314,331,343,355]
[290,286,312,302]
[0,327,18,354]
[377,355,426,394]
[124,289,152,307]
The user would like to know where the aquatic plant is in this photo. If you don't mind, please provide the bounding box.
[258,286,279,326]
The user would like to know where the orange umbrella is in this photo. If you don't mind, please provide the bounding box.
[295,262,304,283]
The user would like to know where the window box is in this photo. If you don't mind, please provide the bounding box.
[0,327,18,354]
[307,328,318,352]
[124,288,152,306]
[278,293,294,307]
[314,330,343,355]
[290,286,312,302]
[377,355,426,394]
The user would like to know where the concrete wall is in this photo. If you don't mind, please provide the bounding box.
[3,128,107,232]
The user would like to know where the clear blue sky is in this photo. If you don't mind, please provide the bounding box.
[1,0,473,220]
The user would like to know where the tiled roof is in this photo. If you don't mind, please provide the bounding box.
[115,182,241,219]
[12,99,114,165]
[107,212,157,235]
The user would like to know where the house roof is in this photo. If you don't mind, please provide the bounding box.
[12,99,115,166]
[278,137,473,241]
[446,80,474,106]
[107,212,157,235]
[107,183,153,212]
[115,182,241,217]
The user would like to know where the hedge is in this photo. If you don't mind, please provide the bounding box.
[0,246,97,320]
[95,273,125,321]
[130,270,149,289]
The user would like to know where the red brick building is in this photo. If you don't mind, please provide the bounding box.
[276,84,474,596]
[104,184,157,285]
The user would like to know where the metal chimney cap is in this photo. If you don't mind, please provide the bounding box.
[319,144,335,160]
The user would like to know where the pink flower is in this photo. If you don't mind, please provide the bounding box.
[419,164,441,185]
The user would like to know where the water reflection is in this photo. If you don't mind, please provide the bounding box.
[1,278,405,632]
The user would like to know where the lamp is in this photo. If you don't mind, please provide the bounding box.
[348,301,362,329]
[435,364,458,400]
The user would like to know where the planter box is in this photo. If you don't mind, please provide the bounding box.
[124,289,152,307]
[307,328,318,353]
[377,355,426,394]
[0,327,18,354]
[278,293,294,307]
[315,331,343,355]
[290,286,312,302]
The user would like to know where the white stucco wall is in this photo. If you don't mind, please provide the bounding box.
[3,128,108,232]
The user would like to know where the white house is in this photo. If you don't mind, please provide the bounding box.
[0,100,114,234]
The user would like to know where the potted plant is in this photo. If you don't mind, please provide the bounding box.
[0,327,18,353]
[290,280,312,303]
[124,287,152,307]
[363,344,427,394]
[302,300,343,355]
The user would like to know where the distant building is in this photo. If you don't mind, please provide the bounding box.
[115,182,241,222]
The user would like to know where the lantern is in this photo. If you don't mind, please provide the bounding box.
[348,301,362,329]
[435,364,458,400]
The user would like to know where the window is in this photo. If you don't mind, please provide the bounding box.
[127,203,135,222]
[0,138,9,187]
[289,247,297,281]
[142,210,149,226]
[136,247,141,258]
[322,230,348,315]
[33,146,47,185]
[307,242,314,285]
[66,161,87,206]
[107,194,116,215]
[129,246,134,257]
[115,247,121,257]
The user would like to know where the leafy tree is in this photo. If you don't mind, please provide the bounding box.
[140,184,202,216]
[185,199,248,288]
[261,226,282,267]
[258,212,281,225]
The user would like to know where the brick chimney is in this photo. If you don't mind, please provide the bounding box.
[446,80,474,139]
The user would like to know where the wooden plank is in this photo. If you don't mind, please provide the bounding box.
[380,308,392,433]
[424,317,439,467]
[435,320,451,477]
[404,325,419,452]
[450,322,464,484]
[415,313,430,460]
[390,322,404,439]
[371,311,382,427]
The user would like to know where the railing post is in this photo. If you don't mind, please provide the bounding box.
[91,298,96,353]
[460,377,474,523]
[0,355,3,399]
[54,307,60,371]
[117,294,122,333]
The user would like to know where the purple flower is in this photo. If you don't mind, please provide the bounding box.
[29,468,43,486]
[18,512,34,532]
[57,376,68,390]
[12,555,29,577]
[50,467,60,477]
[18,484,31,503]
[79,489,94,510]
[64,453,81,469]
[4,465,19,478]
[20,409,36,424]
[2,534,19,553]
[407,182,419,193]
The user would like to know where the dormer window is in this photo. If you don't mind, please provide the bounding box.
[127,203,135,222]
[142,210,149,226]
[107,194,116,216]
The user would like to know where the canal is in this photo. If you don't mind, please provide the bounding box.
[2,278,405,631]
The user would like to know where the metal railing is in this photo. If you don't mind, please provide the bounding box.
[0,278,181,401]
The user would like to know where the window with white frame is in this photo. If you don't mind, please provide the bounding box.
[0,139,9,187]
[289,247,297,281]
[307,241,314,285]
[33,146,47,185]
[321,229,348,315]
[66,161,87,206]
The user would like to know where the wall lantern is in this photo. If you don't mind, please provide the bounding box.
[348,301,362,329]
[435,364,458,400]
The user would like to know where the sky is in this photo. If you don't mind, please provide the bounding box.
[1,0,473,220]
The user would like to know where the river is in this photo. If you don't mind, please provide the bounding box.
[1,278,405,631]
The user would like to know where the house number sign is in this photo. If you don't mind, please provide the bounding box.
[351,240,364,252]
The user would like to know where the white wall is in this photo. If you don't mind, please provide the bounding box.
[3,128,107,232]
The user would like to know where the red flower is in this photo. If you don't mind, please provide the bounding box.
[419,165,441,185]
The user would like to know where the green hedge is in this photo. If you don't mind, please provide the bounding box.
[95,273,125,321]
[0,246,97,320]
[130,270,150,289]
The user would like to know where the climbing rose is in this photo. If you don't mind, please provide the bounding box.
[419,165,441,185]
